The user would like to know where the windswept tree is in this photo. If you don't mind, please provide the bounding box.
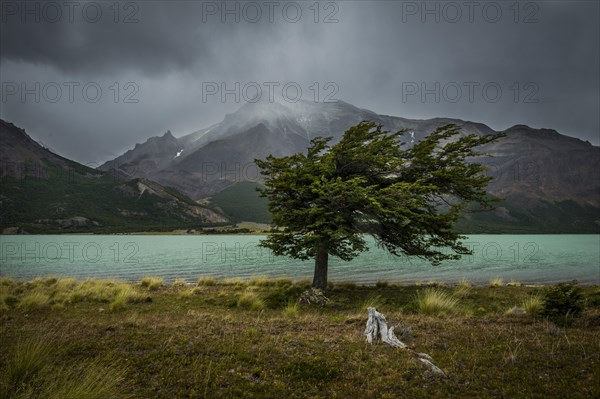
[256,122,503,289]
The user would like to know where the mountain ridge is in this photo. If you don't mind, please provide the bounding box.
[97,100,599,233]
[0,120,230,233]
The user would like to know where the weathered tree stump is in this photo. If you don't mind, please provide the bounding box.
[299,288,330,306]
[364,307,407,348]
[364,307,446,377]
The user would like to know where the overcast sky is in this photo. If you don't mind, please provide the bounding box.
[1,0,598,164]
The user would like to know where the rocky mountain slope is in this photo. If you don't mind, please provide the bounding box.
[0,120,229,233]
[96,100,600,233]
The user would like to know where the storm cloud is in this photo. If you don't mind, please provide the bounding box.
[1,0,598,164]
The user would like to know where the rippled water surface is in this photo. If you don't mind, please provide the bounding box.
[1,235,598,284]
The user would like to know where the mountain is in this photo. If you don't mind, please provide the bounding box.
[99,130,181,179]
[101,100,600,233]
[0,120,229,233]
[100,100,496,197]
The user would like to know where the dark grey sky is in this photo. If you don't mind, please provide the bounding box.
[1,0,598,164]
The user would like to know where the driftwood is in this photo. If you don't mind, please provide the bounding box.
[364,307,446,377]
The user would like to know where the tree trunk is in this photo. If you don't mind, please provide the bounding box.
[312,241,329,290]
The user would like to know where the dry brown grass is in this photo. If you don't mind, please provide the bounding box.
[1,278,599,399]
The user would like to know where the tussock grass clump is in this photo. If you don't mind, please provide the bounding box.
[453,278,473,298]
[1,278,148,312]
[54,277,77,292]
[0,285,11,304]
[506,279,522,287]
[68,279,118,303]
[43,359,127,399]
[221,278,246,287]
[140,276,163,291]
[172,278,188,288]
[237,290,265,310]
[18,291,51,311]
[0,340,51,395]
[248,276,274,287]
[275,278,293,287]
[415,288,459,316]
[197,276,217,286]
[68,280,145,305]
[489,277,504,288]
[521,294,544,316]
[110,285,146,311]
[176,288,194,299]
[0,277,15,286]
[0,340,127,399]
[283,301,300,318]
[375,280,389,288]
[29,276,58,288]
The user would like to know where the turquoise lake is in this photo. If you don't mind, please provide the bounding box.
[0,235,598,284]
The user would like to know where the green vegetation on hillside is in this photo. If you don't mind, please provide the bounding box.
[1,276,599,398]
[0,163,227,233]
[209,181,271,224]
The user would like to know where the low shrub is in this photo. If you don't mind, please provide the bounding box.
[542,281,584,321]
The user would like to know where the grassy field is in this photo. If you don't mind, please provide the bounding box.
[1,277,599,398]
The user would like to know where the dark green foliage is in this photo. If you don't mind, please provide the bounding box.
[262,285,303,309]
[586,289,600,307]
[256,122,503,287]
[543,281,584,320]
[209,181,271,223]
